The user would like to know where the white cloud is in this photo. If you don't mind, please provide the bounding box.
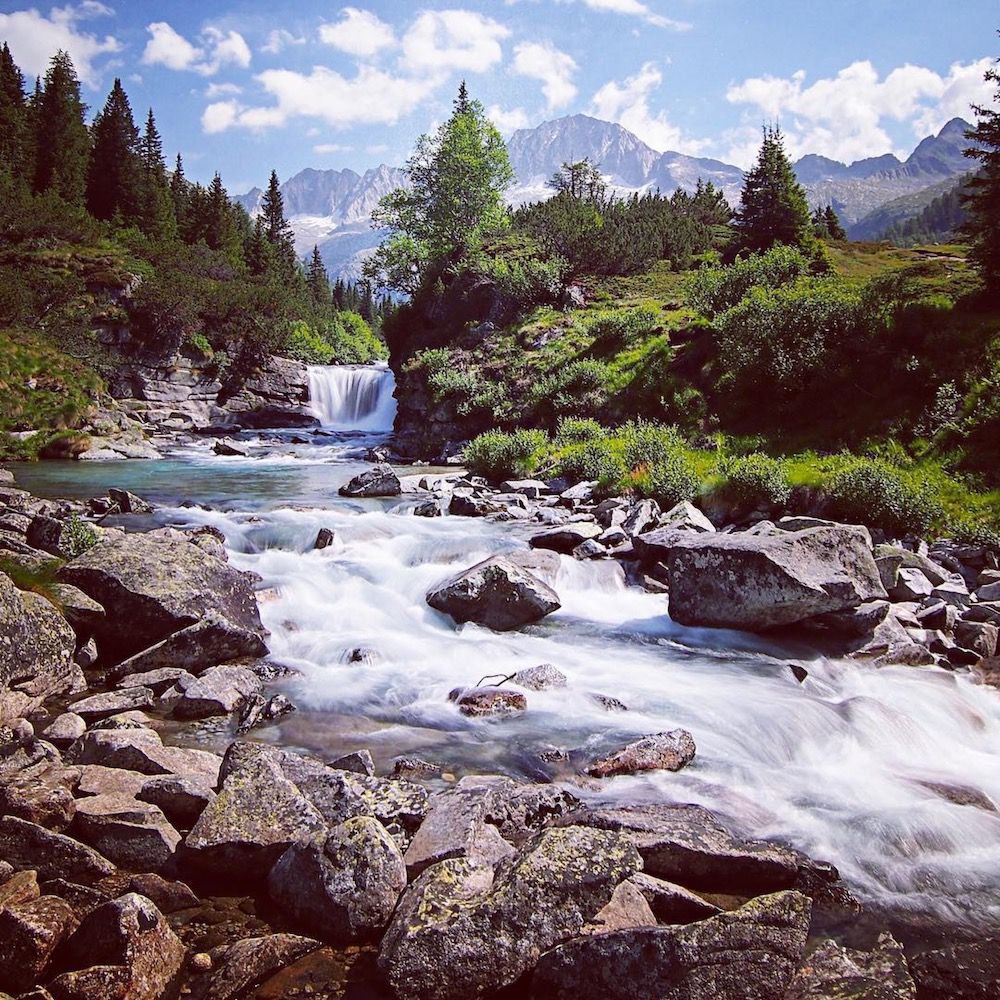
[400,10,509,75]
[205,81,242,98]
[142,22,251,77]
[319,8,395,57]
[591,61,705,153]
[725,58,998,166]
[559,0,690,30]
[366,143,389,154]
[487,104,530,133]
[0,2,121,87]
[512,41,577,110]
[203,64,438,133]
[261,28,305,55]
[314,142,353,154]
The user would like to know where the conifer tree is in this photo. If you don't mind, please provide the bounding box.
[306,245,330,305]
[33,50,90,203]
[170,153,189,232]
[244,216,272,276]
[86,78,141,221]
[824,204,847,240]
[205,172,237,254]
[736,125,813,253]
[962,43,1000,296]
[260,169,296,268]
[0,43,29,180]
[136,108,175,236]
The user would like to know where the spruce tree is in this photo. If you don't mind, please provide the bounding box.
[736,125,813,253]
[170,153,189,233]
[86,78,141,222]
[136,108,175,237]
[260,169,296,268]
[962,44,1000,296]
[33,50,90,203]
[824,204,847,240]
[0,43,29,180]
[306,245,330,305]
[244,216,272,276]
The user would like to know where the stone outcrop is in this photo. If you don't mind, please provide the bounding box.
[665,524,887,630]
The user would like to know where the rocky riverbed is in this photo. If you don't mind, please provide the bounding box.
[1,451,999,999]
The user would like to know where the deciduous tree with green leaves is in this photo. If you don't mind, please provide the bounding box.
[962,41,1000,297]
[736,126,813,253]
[366,83,514,294]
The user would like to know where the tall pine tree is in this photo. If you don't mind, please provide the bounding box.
[170,153,189,233]
[260,169,296,269]
[0,43,29,181]
[33,50,90,203]
[962,43,1000,297]
[736,126,812,253]
[306,245,330,305]
[86,78,141,222]
[136,108,175,236]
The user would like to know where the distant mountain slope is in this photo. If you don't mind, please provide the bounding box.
[878,175,970,246]
[235,115,975,279]
[848,174,970,241]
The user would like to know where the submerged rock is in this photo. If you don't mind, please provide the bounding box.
[427,555,561,631]
[532,890,811,1000]
[585,730,696,778]
[666,524,886,631]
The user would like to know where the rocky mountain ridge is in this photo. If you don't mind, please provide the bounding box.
[237,114,975,278]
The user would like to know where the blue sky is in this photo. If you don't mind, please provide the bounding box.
[1,1,997,193]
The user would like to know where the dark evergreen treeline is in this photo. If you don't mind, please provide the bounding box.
[879,177,970,247]
[0,44,387,372]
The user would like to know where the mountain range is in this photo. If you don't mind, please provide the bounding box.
[235,114,975,280]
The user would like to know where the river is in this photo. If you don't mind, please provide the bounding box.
[12,363,1000,938]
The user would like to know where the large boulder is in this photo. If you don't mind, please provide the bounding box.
[338,464,401,498]
[0,894,78,993]
[378,826,641,1000]
[57,533,263,663]
[67,728,221,786]
[0,573,78,723]
[529,523,603,554]
[0,816,115,884]
[427,555,560,631]
[665,524,886,630]
[909,939,1000,1000]
[199,933,321,1000]
[585,730,696,778]
[267,816,407,941]
[50,892,185,1000]
[71,794,181,872]
[532,890,811,1000]
[786,932,916,1000]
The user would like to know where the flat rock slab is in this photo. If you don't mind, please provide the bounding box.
[586,729,696,778]
[532,889,811,1000]
[170,665,263,720]
[69,687,155,723]
[529,522,603,554]
[68,728,222,786]
[201,933,321,1000]
[0,815,115,884]
[666,524,887,631]
[72,794,180,872]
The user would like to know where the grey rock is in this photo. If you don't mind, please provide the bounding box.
[786,931,916,1000]
[67,727,222,786]
[451,686,528,718]
[622,499,661,537]
[72,793,180,872]
[573,538,607,560]
[236,691,296,733]
[909,938,1000,1000]
[532,890,811,1000]
[314,527,335,549]
[629,871,722,923]
[49,583,105,636]
[201,933,320,1000]
[378,826,642,1000]
[0,815,115,883]
[0,894,78,993]
[0,572,78,723]
[448,491,503,517]
[213,438,248,457]
[413,499,442,517]
[530,522,603,554]
[329,749,375,776]
[585,730,696,778]
[170,664,263,720]
[109,612,268,682]
[69,687,155,723]
[57,533,263,663]
[268,816,407,940]
[138,774,216,828]
[0,758,78,831]
[40,713,87,750]
[52,892,185,1000]
[666,524,887,631]
[582,878,657,934]
[339,464,401,497]
[954,621,998,658]
[427,555,560,631]
[107,487,154,513]
[115,666,193,694]
[512,663,567,691]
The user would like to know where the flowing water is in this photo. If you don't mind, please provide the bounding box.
[307,362,397,432]
[14,363,1000,938]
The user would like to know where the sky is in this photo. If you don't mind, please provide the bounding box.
[0,0,997,193]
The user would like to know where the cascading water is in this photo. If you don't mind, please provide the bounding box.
[307,363,397,431]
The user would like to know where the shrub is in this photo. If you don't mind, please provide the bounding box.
[621,420,684,472]
[533,359,612,423]
[824,458,941,537]
[63,515,98,557]
[557,439,626,485]
[464,429,548,482]
[327,311,387,364]
[687,244,814,318]
[633,451,700,508]
[717,453,792,511]
[284,321,332,364]
[555,417,607,446]
[586,308,660,354]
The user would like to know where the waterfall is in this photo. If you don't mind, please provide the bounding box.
[307,363,397,431]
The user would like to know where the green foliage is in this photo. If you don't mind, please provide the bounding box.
[463,428,548,481]
[687,244,814,317]
[637,451,700,509]
[532,359,612,424]
[586,308,660,354]
[554,417,606,446]
[285,321,333,364]
[33,50,89,205]
[961,48,1000,296]
[63,515,98,557]
[556,439,627,485]
[368,85,514,294]
[470,231,565,308]
[86,79,142,223]
[716,453,792,511]
[736,125,814,254]
[326,311,387,364]
[824,457,941,537]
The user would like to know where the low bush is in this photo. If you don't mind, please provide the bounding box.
[556,439,626,485]
[554,417,606,446]
[464,428,548,482]
[532,359,612,424]
[586,308,660,354]
[621,420,686,472]
[284,321,332,364]
[631,451,700,508]
[824,457,941,537]
[716,453,792,512]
